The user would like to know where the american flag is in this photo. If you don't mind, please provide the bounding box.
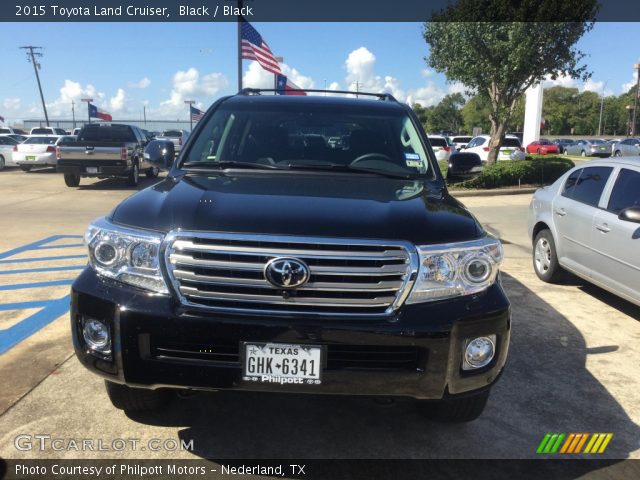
[190,105,205,122]
[241,21,281,75]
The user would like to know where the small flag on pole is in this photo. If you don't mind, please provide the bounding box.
[88,104,112,121]
[190,105,205,122]
[276,75,307,96]
[241,21,282,75]
[0,114,5,123]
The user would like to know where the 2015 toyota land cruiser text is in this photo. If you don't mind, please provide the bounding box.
[71,90,510,422]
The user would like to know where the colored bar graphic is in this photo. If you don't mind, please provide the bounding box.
[537,433,613,454]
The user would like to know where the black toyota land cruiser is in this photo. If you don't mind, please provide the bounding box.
[71,90,510,422]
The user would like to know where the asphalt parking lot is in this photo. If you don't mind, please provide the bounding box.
[0,167,638,464]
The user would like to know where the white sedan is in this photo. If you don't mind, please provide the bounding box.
[13,135,75,171]
[427,135,453,162]
[0,135,21,169]
[463,135,526,163]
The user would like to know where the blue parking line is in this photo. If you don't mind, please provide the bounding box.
[0,265,85,276]
[0,300,51,311]
[33,244,84,250]
[0,254,86,265]
[0,279,75,291]
[0,295,70,355]
[0,235,82,260]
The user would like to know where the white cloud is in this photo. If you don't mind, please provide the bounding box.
[129,77,151,89]
[242,61,315,91]
[447,82,467,95]
[582,78,605,93]
[2,98,21,110]
[327,81,340,91]
[109,88,127,112]
[45,80,106,117]
[622,70,638,94]
[543,73,578,89]
[421,68,433,78]
[158,68,228,117]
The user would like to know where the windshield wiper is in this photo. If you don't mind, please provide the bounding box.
[284,163,417,179]
[182,161,281,170]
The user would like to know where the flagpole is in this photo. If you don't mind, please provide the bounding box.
[237,1,243,92]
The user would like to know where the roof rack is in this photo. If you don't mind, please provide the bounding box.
[238,88,398,102]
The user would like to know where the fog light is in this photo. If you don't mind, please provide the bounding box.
[463,335,495,370]
[82,318,111,354]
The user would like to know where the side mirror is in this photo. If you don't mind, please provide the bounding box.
[446,152,483,184]
[143,140,175,170]
[618,207,640,224]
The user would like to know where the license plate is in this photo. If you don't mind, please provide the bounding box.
[600,147,606,151]
[242,342,323,385]
[26,156,36,161]
[502,149,512,154]
[86,167,98,174]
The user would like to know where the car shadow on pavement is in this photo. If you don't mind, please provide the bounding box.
[125,272,640,465]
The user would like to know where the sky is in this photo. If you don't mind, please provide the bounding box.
[1,21,639,124]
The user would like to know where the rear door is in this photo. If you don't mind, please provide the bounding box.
[590,167,640,304]
[553,166,613,275]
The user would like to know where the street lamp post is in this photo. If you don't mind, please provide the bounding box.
[184,100,195,132]
[81,98,93,124]
[625,105,634,136]
[597,81,607,136]
[632,63,640,137]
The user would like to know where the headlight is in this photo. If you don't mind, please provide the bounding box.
[84,217,168,294]
[406,236,503,304]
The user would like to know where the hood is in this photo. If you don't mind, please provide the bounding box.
[110,171,482,245]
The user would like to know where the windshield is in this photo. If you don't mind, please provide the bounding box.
[162,130,183,137]
[78,125,136,142]
[24,136,59,145]
[182,103,432,177]
[502,138,521,148]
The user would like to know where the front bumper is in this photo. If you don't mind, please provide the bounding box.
[57,159,132,177]
[71,268,511,400]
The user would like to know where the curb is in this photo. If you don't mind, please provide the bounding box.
[451,187,538,198]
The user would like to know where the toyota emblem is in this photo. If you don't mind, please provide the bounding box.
[264,257,310,288]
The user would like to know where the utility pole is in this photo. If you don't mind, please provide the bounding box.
[81,98,93,124]
[237,0,243,91]
[351,80,360,98]
[184,100,195,132]
[20,46,49,126]
[597,81,607,136]
[143,105,147,126]
[71,101,76,129]
[632,63,640,137]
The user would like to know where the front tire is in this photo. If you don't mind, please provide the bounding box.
[0,155,5,171]
[64,173,80,187]
[126,161,139,187]
[614,150,622,157]
[533,229,564,283]
[581,150,586,157]
[20,165,32,172]
[422,390,490,423]
[104,381,170,412]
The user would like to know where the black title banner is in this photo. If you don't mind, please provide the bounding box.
[1,0,638,22]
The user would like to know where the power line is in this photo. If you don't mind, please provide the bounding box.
[20,46,49,126]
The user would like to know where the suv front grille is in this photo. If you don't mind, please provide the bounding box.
[164,233,417,315]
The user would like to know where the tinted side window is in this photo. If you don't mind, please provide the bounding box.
[566,166,613,207]
[607,169,640,214]
[562,169,582,198]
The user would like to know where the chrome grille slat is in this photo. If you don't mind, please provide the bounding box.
[165,232,417,316]
[173,269,403,291]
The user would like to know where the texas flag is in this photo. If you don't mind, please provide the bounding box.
[88,103,112,121]
[276,74,306,96]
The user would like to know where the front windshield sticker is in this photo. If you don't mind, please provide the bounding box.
[404,152,421,168]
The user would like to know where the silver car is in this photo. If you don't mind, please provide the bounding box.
[528,158,640,306]
[611,138,640,157]
[563,139,610,157]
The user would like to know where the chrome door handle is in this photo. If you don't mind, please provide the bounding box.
[595,223,611,233]
[554,208,567,217]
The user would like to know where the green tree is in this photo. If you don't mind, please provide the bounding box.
[429,93,465,132]
[423,0,597,164]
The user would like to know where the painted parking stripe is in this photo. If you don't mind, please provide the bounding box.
[0,265,85,276]
[0,236,85,355]
[0,279,75,291]
[0,295,70,354]
[0,254,86,265]
[0,235,82,260]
